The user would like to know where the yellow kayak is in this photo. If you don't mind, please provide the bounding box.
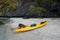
[13,21,48,33]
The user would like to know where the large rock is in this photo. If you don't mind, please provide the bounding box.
[0,17,9,25]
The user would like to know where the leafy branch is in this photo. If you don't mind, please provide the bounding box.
[0,0,19,12]
[29,5,44,13]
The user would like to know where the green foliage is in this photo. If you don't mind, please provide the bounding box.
[5,0,19,11]
[31,0,57,7]
[29,5,44,13]
[0,12,2,16]
[0,0,19,12]
[47,0,57,6]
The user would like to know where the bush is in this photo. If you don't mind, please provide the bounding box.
[29,5,44,13]
[0,0,19,12]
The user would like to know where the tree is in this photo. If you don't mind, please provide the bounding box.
[0,0,19,12]
[29,5,44,13]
